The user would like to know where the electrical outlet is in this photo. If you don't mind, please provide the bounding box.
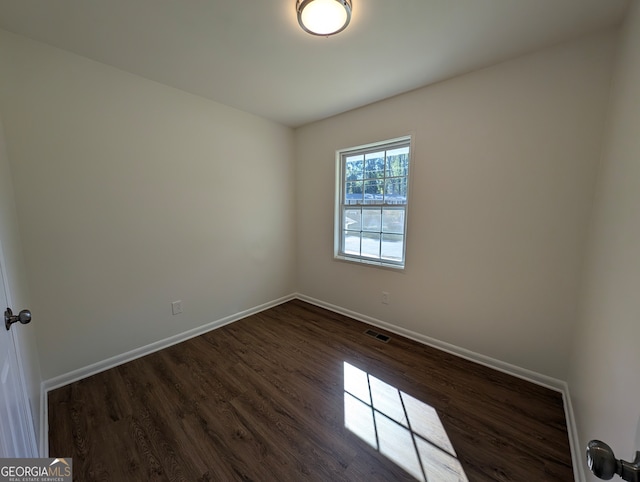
[171,300,183,315]
[381,292,390,304]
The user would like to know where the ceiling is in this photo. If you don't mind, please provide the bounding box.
[0,0,629,127]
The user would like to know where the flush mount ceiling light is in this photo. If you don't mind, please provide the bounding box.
[297,0,352,37]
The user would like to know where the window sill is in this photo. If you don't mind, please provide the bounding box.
[334,254,405,271]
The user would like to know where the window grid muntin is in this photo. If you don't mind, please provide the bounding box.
[339,138,410,266]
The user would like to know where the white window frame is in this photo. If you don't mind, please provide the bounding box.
[334,136,412,269]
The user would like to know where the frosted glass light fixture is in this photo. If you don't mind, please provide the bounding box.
[297,0,352,36]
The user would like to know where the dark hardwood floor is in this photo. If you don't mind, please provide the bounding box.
[48,299,573,481]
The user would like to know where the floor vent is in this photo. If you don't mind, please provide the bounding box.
[364,329,391,343]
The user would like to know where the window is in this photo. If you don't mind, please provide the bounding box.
[335,136,411,268]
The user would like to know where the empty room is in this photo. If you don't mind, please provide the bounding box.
[0,0,639,480]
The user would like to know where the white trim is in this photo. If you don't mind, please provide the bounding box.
[39,381,47,457]
[41,293,296,456]
[0,240,38,457]
[295,293,583,482]
[296,293,565,390]
[562,384,586,482]
[40,292,582,481]
[335,135,412,269]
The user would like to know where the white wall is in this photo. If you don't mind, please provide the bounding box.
[0,112,41,443]
[295,31,617,380]
[569,1,640,479]
[0,16,632,467]
[0,30,296,379]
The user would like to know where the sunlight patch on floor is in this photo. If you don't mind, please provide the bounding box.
[343,362,468,482]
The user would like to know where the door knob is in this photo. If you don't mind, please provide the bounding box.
[4,308,32,331]
[587,440,640,482]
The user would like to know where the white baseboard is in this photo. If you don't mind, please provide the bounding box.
[295,293,584,481]
[296,294,565,390]
[40,292,583,480]
[40,293,296,456]
[562,384,586,482]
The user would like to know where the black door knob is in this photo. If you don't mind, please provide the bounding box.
[587,440,618,479]
[4,308,32,331]
[587,440,640,482]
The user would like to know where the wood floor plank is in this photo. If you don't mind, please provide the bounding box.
[48,299,573,481]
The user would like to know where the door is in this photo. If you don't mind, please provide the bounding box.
[0,251,37,457]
